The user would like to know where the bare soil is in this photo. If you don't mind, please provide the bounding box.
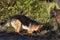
[0,31,60,40]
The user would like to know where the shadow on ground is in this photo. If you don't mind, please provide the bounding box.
[0,31,60,40]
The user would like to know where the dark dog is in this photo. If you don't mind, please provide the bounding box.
[50,6,60,24]
[50,6,60,33]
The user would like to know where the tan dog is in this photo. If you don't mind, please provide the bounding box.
[0,15,43,34]
[11,19,43,34]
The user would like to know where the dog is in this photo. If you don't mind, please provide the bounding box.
[50,6,60,24]
[50,6,60,33]
[0,14,43,34]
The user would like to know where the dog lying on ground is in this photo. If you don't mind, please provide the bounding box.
[0,14,43,34]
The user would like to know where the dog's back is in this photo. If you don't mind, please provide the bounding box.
[10,15,39,26]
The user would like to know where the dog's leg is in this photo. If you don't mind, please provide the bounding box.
[27,25,35,34]
[15,20,21,33]
[11,19,21,33]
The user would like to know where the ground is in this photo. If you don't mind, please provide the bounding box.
[0,31,60,40]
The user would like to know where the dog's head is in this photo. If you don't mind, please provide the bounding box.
[50,6,57,18]
[28,23,43,34]
[31,23,43,31]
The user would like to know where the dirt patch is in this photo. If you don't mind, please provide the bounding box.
[0,31,60,40]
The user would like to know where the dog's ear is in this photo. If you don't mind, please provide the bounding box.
[52,6,57,16]
[53,6,57,11]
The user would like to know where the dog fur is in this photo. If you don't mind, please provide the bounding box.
[0,14,43,34]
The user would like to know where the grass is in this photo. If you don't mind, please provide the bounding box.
[0,0,58,34]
